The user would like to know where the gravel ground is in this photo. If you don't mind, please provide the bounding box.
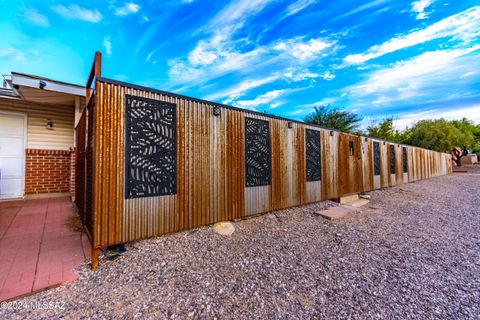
[1,174,479,319]
[453,163,480,174]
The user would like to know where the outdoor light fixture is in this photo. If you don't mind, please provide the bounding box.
[287,121,293,129]
[46,119,53,130]
[365,137,368,141]
[330,130,334,136]
[383,141,386,145]
[39,80,47,89]
[213,106,221,116]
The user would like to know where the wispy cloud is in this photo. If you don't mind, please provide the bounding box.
[167,0,276,79]
[411,0,435,20]
[233,89,289,110]
[335,0,388,20]
[22,8,49,27]
[284,69,320,82]
[205,75,280,102]
[394,104,480,130]
[51,4,102,23]
[284,0,317,17]
[115,2,140,16]
[103,36,112,55]
[0,47,27,63]
[274,37,334,60]
[344,6,480,64]
[345,46,480,106]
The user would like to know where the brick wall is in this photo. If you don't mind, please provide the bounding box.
[69,148,76,198]
[25,149,73,195]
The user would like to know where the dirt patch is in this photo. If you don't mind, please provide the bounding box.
[66,214,83,233]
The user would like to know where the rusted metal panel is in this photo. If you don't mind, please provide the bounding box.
[321,130,339,200]
[361,137,374,192]
[338,134,363,195]
[394,144,403,186]
[91,78,453,247]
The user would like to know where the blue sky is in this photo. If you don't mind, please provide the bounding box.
[1,0,479,129]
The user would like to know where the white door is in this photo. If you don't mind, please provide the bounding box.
[0,113,25,199]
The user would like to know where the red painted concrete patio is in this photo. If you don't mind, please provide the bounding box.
[0,197,90,301]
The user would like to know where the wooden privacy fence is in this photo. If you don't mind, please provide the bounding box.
[75,53,452,267]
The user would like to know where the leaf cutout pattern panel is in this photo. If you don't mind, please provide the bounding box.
[245,117,271,187]
[373,141,381,176]
[403,146,408,173]
[390,144,396,174]
[124,95,177,198]
[306,129,321,181]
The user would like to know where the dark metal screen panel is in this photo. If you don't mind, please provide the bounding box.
[390,145,396,174]
[403,147,408,173]
[305,129,321,181]
[373,141,380,176]
[124,95,177,198]
[245,117,271,187]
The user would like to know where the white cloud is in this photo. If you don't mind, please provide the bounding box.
[285,0,317,17]
[344,6,480,64]
[335,0,387,20]
[205,75,280,102]
[0,47,27,63]
[395,105,480,130]
[411,0,435,20]
[234,89,288,110]
[188,40,218,66]
[167,0,277,86]
[322,71,335,81]
[284,69,320,82]
[103,37,112,55]
[23,8,49,27]
[274,37,333,60]
[345,46,480,105]
[115,2,140,16]
[461,71,476,78]
[51,4,102,22]
[167,0,337,90]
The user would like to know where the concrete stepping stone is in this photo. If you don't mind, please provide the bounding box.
[315,205,360,220]
[213,222,235,235]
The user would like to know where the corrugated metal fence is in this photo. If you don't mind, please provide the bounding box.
[77,77,452,251]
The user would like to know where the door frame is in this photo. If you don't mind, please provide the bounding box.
[0,110,27,199]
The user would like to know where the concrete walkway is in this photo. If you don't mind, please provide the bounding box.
[0,197,90,301]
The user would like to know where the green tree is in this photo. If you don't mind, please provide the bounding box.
[304,105,362,133]
[403,119,475,166]
[450,118,480,153]
[366,118,404,142]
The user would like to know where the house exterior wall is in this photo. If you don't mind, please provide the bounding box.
[85,78,452,248]
[0,98,75,197]
[25,149,71,194]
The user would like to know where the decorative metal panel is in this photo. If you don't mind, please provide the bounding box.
[349,141,354,156]
[373,142,381,176]
[305,129,321,181]
[124,95,176,199]
[403,147,408,173]
[245,117,271,187]
[390,145,396,174]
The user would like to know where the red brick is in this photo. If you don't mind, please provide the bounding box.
[25,149,75,195]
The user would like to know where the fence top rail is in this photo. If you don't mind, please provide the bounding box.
[95,76,451,156]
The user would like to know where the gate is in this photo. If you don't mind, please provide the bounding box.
[338,134,363,195]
